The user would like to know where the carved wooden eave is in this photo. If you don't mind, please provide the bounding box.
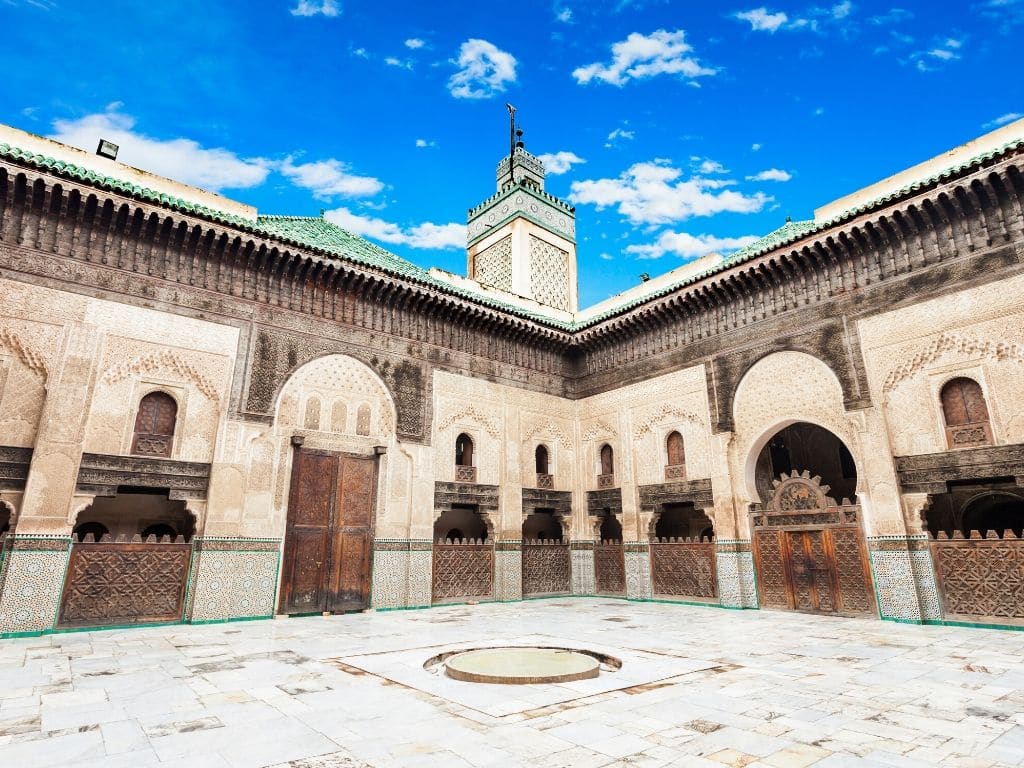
[571,143,1024,345]
[0,155,574,352]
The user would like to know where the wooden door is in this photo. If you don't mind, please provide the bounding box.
[754,526,874,616]
[326,456,375,612]
[785,530,837,612]
[280,449,337,614]
[280,449,377,614]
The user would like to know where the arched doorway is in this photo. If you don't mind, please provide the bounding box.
[522,510,570,596]
[750,422,875,617]
[923,484,1024,624]
[275,354,394,616]
[431,507,493,604]
[58,491,196,628]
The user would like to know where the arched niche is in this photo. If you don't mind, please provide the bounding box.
[733,351,862,505]
[274,354,397,440]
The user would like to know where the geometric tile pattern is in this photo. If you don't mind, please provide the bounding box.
[494,547,522,601]
[0,542,70,635]
[371,548,408,609]
[715,550,743,608]
[650,541,717,600]
[909,547,942,621]
[570,547,595,595]
[188,548,280,622]
[624,547,652,600]
[868,547,922,622]
[407,546,432,608]
[738,550,758,608]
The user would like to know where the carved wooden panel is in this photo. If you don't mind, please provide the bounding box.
[455,465,477,483]
[595,541,626,594]
[280,449,335,613]
[931,533,1024,621]
[753,529,789,608]
[536,472,554,489]
[432,542,493,602]
[830,526,874,614]
[597,473,615,489]
[522,543,571,596]
[329,456,375,612]
[281,449,377,614]
[650,540,717,600]
[58,540,191,627]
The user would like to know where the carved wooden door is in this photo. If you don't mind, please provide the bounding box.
[280,449,376,614]
[785,530,837,612]
[326,456,375,612]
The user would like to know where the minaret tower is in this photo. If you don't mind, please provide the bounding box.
[466,105,578,313]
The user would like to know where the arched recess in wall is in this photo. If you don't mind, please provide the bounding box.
[274,354,397,439]
[732,350,863,505]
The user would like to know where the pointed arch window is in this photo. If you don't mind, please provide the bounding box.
[665,431,686,480]
[455,433,476,483]
[940,377,993,448]
[131,391,177,457]
[535,445,553,488]
[598,444,615,488]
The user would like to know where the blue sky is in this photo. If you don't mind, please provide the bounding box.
[2,0,1022,307]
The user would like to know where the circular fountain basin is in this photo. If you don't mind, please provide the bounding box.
[444,647,600,684]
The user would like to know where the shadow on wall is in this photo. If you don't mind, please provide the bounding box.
[754,422,857,504]
[434,505,487,542]
[72,490,196,541]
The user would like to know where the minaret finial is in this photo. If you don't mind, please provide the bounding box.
[506,103,517,158]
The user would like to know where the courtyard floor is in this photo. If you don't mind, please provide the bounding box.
[1,599,1023,768]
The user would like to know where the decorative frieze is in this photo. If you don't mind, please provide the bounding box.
[75,453,211,499]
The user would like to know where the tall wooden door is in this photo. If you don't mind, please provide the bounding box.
[279,448,376,614]
[751,472,875,617]
[785,530,836,612]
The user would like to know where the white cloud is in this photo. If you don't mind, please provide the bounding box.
[734,7,789,32]
[599,252,614,261]
[813,106,825,115]
[569,160,771,226]
[626,231,759,260]
[448,39,517,99]
[746,168,792,181]
[290,0,339,17]
[751,142,762,151]
[50,108,270,192]
[557,7,572,22]
[913,37,963,69]
[279,157,384,200]
[537,151,586,175]
[324,207,466,250]
[694,158,728,174]
[605,127,635,147]
[984,112,1023,129]
[351,47,369,58]
[415,138,437,148]
[830,1,852,19]
[572,29,715,87]
[385,56,413,69]
[869,8,913,25]
[404,38,425,49]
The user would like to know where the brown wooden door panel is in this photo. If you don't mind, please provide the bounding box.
[829,527,875,615]
[282,528,329,613]
[279,448,338,614]
[281,450,377,615]
[328,531,372,611]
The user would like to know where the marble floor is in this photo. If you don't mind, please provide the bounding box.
[1,599,1023,768]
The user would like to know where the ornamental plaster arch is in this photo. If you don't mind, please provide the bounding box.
[731,350,865,508]
[272,353,397,442]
